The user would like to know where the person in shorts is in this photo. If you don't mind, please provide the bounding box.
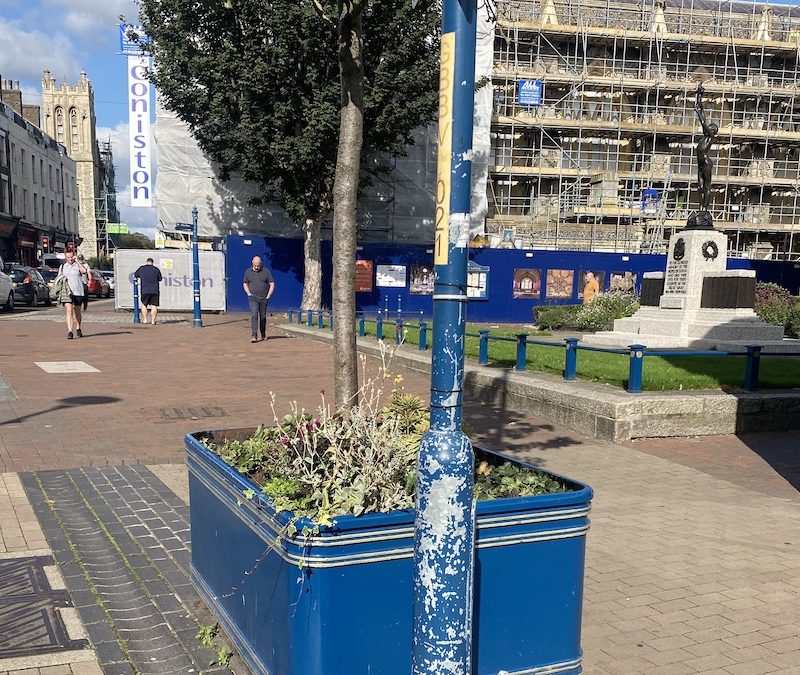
[57,249,89,339]
[134,258,163,325]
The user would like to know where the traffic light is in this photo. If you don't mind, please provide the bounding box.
[42,236,49,251]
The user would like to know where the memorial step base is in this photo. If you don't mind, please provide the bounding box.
[582,331,799,353]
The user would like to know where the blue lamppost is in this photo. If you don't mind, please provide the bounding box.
[412,0,478,673]
[175,207,202,327]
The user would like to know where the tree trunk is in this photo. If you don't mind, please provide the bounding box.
[300,215,323,310]
[332,0,365,410]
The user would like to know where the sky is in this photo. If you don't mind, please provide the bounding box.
[0,0,157,235]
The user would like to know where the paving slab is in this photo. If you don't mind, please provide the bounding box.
[0,303,798,674]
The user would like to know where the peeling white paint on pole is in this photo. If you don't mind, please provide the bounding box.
[449,213,470,248]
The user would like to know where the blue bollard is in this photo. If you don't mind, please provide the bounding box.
[627,344,646,393]
[396,319,404,345]
[419,321,427,351]
[397,294,402,321]
[307,310,314,327]
[564,338,579,380]
[744,345,762,391]
[376,311,383,341]
[288,309,294,323]
[478,330,489,365]
[191,207,202,328]
[329,311,334,331]
[359,315,365,337]
[132,279,141,324]
[297,309,303,325]
[318,310,324,329]
[516,334,528,371]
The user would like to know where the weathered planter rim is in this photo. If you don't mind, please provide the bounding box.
[187,427,593,539]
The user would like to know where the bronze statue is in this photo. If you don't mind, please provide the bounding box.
[687,83,717,230]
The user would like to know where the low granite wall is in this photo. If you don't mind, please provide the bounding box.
[281,325,800,442]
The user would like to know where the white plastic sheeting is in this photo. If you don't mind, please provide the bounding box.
[152,17,495,242]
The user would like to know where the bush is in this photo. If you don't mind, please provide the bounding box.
[575,291,640,332]
[534,305,581,330]
[754,282,792,327]
[788,298,800,338]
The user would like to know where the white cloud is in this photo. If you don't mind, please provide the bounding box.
[43,0,140,38]
[0,18,83,83]
[97,122,158,237]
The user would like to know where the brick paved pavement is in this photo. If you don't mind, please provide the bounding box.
[0,302,799,674]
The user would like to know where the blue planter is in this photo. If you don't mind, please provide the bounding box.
[187,430,592,675]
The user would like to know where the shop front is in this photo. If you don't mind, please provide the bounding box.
[0,215,18,264]
[16,223,43,266]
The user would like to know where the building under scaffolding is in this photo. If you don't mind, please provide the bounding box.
[487,0,800,257]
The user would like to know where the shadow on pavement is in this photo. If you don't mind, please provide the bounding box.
[738,433,800,494]
[0,395,120,426]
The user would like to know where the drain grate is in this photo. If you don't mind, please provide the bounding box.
[159,405,228,420]
[0,556,87,658]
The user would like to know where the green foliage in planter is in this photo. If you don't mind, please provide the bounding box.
[210,391,566,527]
[754,282,792,328]
[534,305,581,330]
[575,291,640,332]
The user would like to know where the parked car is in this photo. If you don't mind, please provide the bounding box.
[99,270,115,295]
[87,269,111,298]
[5,265,51,306]
[0,256,13,312]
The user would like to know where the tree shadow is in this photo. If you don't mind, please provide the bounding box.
[0,395,120,426]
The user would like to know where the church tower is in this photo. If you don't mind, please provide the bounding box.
[40,69,101,256]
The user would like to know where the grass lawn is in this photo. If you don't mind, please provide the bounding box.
[359,320,800,391]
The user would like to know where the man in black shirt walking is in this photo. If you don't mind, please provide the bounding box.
[243,256,275,342]
[134,258,163,325]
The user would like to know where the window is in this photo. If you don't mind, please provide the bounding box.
[49,165,54,190]
[20,150,25,177]
[50,200,54,226]
[10,143,15,171]
[56,169,60,192]
[41,196,45,223]
[70,108,79,153]
[33,192,38,221]
[0,176,9,213]
[0,132,7,168]
[40,159,44,186]
[55,107,65,144]
[22,189,28,217]
[32,156,36,182]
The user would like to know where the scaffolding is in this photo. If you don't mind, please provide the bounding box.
[95,141,119,256]
[488,0,800,256]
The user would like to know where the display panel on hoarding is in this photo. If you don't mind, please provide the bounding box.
[467,261,489,300]
[409,264,434,294]
[114,249,226,311]
[546,269,575,299]
[376,264,407,288]
[578,270,606,300]
[610,271,637,294]
[355,260,374,292]
[512,268,542,299]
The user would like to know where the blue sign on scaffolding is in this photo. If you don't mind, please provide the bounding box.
[517,80,543,106]
[119,24,150,55]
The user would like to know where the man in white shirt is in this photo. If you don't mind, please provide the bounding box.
[58,249,89,339]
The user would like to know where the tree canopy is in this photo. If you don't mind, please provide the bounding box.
[137,0,441,226]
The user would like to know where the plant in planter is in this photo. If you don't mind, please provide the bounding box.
[187,359,592,675]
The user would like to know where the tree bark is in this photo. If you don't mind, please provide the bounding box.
[300,215,323,310]
[332,0,365,409]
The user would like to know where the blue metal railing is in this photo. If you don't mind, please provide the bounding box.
[287,310,799,393]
